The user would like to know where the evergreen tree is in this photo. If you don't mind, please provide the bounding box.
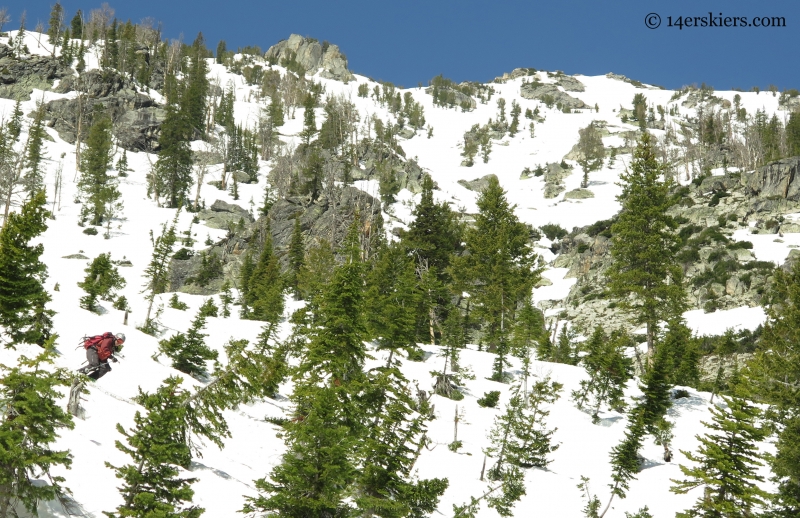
[245,232,284,322]
[219,280,233,317]
[661,318,701,387]
[299,93,317,146]
[355,365,448,517]
[23,104,47,197]
[70,10,83,39]
[47,2,64,48]
[141,213,179,335]
[0,346,74,517]
[454,176,539,380]
[78,252,126,312]
[607,131,685,359]
[215,40,226,64]
[571,327,633,423]
[238,250,256,317]
[159,310,218,378]
[604,414,646,515]
[670,396,769,517]
[105,377,203,518]
[745,259,800,516]
[287,217,304,297]
[78,115,119,226]
[183,33,210,136]
[152,103,193,208]
[577,123,605,188]
[0,190,53,346]
[365,240,421,363]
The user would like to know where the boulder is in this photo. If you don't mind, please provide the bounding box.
[197,200,254,230]
[458,174,498,193]
[520,83,587,110]
[264,34,355,82]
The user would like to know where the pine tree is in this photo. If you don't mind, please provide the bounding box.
[78,115,119,226]
[745,259,800,516]
[287,217,304,297]
[182,33,210,136]
[78,252,126,312]
[355,366,448,517]
[105,377,203,518]
[140,214,179,335]
[47,2,64,48]
[453,176,539,380]
[70,10,83,40]
[0,346,74,517]
[238,250,256,317]
[571,327,633,423]
[23,104,47,197]
[603,414,646,516]
[152,102,193,208]
[159,310,218,378]
[365,241,421,363]
[671,396,770,517]
[245,232,284,322]
[577,123,605,188]
[0,190,53,346]
[219,280,233,317]
[299,93,317,146]
[607,131,685,359]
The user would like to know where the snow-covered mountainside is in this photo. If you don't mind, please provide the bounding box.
[1,29,797,517]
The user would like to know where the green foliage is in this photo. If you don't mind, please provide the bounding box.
[159,310,218,378]
[453,176,541,381]
[23,104,48,197]
[197,298,218,318]
[540,223,568,241]
[607,131,685,357]
[105,377,203,518]
[186,251,223,287]
[477,390,501,408]
[0,190,54,346]
[78,115,120,226]
[0,346,74,517]
[244,232,284,322]
[671,396,769,517]
[151,102,193,208]
[577,123,605,188]
[571,327,634,422]
[141,214,179,335]
[78,253,126,312]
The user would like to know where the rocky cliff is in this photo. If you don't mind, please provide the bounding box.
[264,34,354,82]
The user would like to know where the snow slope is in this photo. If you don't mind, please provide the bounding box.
[0,32,786,517]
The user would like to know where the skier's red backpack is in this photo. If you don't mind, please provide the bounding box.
[82,332,114,350]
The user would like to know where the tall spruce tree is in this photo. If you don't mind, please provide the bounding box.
[0,190,53,346]
[105,377,203,518]
[607,131,685,359]
[671,396,770,517]
[152,102,193,208]
[78,115,119,226]
[0,346,74,517]
[245,231,284,322]
[183,33,210,136]
[745,259,800,516]
[453,176,540,380]
[22,104,47,197]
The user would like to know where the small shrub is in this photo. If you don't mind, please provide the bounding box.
[112,295,130,311]
[82,227,98,235]
[577,243,591,254]
[477,390,501,408]
[672,388,691,399]
[169,294,189,311]
[448,440,463,452]
[726,240,753,250]
[198,298,218,318]
[173,248,194,260]
[541,223,568,241]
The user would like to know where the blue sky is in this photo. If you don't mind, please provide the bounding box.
[5,0,799,91]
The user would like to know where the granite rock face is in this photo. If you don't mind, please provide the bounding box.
[264,34,355,82]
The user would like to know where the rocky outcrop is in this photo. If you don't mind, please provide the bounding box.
[196,200,254,230]
[493,68,537,83]
[170,186,382,294]
[520,83,587,110]
[42,69,164,151]
[458,174,498,193]
[265,34,354,82]
[543,162,574,198]
[555,76,585,92]
[744,157,800,201]
[424,86,477,110]
[0,43,72,100]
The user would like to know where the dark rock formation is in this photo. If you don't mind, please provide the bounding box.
[42,69,165,151]
[744,157,800,201]
[0,43,72,100]
[520,83,587,110]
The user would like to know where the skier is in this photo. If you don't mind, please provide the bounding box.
[77,332,126,380]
